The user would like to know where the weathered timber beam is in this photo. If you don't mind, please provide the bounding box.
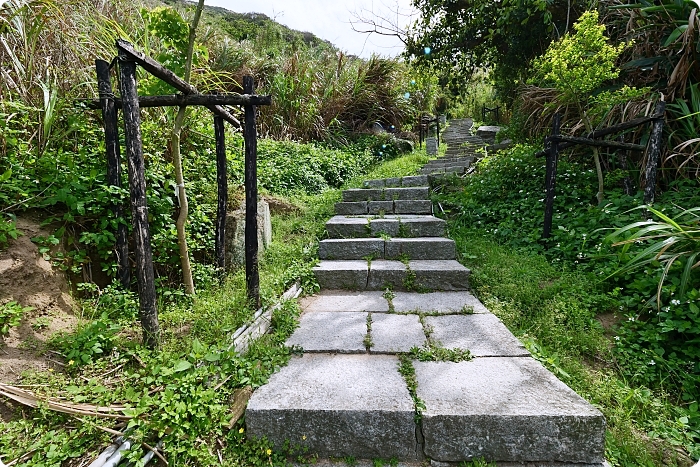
[548,136,646,151]
[80,93,272,109]
[115,39,243,127]
[536,136,645,157]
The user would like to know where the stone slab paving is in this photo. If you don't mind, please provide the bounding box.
[370,313,426,353]
[286,311,367,353]
[392,291,489,314]
[424,314,530,357]
[246,354,421,460]
[415,357,606,464]
[299,290,389,312]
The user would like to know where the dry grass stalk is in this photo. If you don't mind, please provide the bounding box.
[0,382,131,420]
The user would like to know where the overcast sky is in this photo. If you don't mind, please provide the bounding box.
[204,0,417,58]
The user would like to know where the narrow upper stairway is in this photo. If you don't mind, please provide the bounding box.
[245,119,606,466]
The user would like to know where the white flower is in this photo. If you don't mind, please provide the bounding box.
[614,336,620,341]
[671,299,681,306]
[648,360,656,366]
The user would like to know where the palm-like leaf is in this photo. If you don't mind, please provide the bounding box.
[607,205,700,306]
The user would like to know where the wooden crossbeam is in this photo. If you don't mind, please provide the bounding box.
[81,93,271,109]
[116,39,242,127]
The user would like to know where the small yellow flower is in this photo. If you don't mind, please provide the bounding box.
[266,449,272,456]
[302,435,306,440]
[68,360,75,366]
[48,368,54,372]
[239,427,244,434]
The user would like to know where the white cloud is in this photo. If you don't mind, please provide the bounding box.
[203,0,416,58]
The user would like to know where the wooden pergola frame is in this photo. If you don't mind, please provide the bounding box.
[92,39,271,347]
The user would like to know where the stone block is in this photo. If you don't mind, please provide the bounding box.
[342,189,384,202]
[385,238,455,260]
[424,314,529,357]
[225,200,272,271]
[409,260,470,291]
[363,179,385,188]
[319,238,385,260]
[415,357,606,464]
[300,291,390,312]
[335,202,368,215]
[394,200,432,215]
[476,125,501,139]
[326,216,370,238]
[286,311,367,353]
[368,201,394,215]
[385,177,402,187]
[443,166,466,174]
[401,175,429,187]
[314,260,368,290]
[399,217,446,237]
[246,354,420,459]
[369,218,400,237]
[392,291,489,314]
[370,313,425,353]
[385,187,430,200]
[367,260,407,290]
[426,137,438,155]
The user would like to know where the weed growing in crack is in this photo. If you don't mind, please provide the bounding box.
[398,355,425,422]
[383,288,396,313]
[364,313,374,350]
[409,344,472,362]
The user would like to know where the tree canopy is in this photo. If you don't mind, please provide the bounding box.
[405,0,588,103]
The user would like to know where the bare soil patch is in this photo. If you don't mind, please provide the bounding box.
[0,214,78,420]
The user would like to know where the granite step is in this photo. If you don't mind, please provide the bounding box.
[318,237,456,260]
[362,175,428,188]
[420,166,466,175]
[313,259,470,291]
[335,199,433,215]
[325,215,446,238]
[342,187,429,202]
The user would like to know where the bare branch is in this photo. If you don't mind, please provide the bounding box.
[349,0,418,46]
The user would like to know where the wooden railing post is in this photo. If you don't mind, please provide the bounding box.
[644,100,666,204]
[243,76,260,308]
[117,53,159,348]
[543,113,561,240]
[95,59,130,289]
[214,114,227,272]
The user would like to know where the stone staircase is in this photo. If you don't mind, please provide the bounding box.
[316,176,470,293]
[245,119,606,466]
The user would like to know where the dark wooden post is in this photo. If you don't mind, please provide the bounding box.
[95,59,130,289]
[618,135,635,196]
[543,113,561,240]
[436,117,440,147]
[243,76,260,308]
[117,53,159,348]
[643,101,666,204]
[418,115,423,148]
[214,114,227,272]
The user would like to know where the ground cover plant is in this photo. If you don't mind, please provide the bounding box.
[433,143,700,465]
[0,147,430,465]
